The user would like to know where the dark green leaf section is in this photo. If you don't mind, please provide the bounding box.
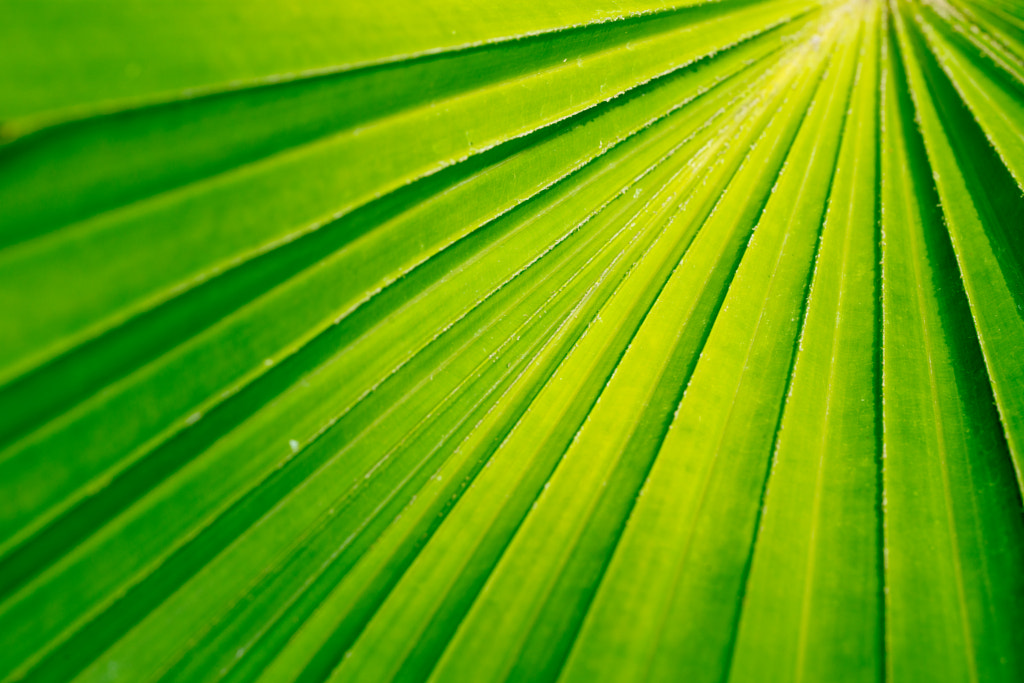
[0,1,1022,682]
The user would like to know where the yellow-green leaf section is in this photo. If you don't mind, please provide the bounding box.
[1,0,1022,681]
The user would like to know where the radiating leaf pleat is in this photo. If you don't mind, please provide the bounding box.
[882,6,1024,679]
[2,1,1024,682]
[729,3,882,680]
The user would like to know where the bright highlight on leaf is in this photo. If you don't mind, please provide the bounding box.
[1,0,1022,681]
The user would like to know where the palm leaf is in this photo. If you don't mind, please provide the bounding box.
[1,0,1022,681]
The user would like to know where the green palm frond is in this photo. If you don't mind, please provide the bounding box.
[1,0,1023,681]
